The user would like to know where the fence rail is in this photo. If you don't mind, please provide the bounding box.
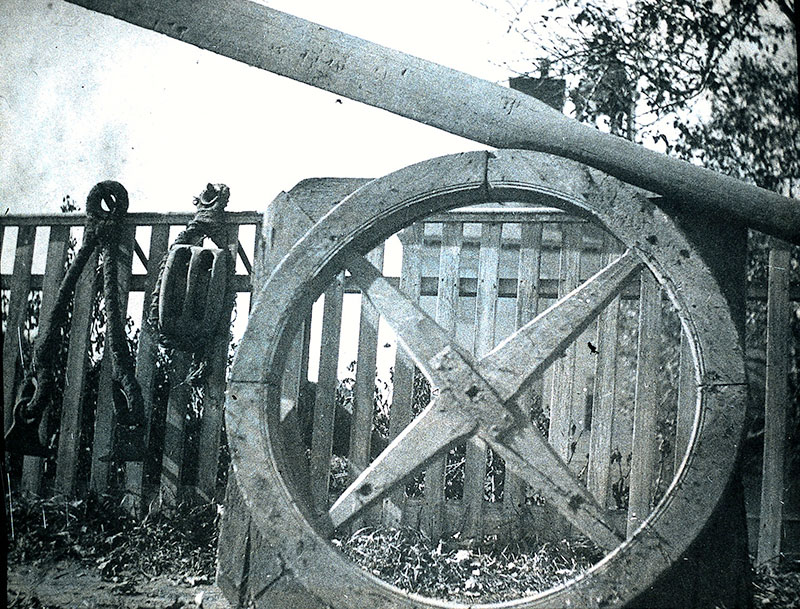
[2,207,797,563]
[2,211,261,512]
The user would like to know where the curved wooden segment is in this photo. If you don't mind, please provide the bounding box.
[487,425,624,551]
[481,250,642,403]
[222,152,748,609]
[329,398,477,528]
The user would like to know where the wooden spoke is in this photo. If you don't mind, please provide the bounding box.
[329,398,477,528]
[345,254,473,382]
[480,250,642,403]
[484,423,624,551]
[346,251,634,549]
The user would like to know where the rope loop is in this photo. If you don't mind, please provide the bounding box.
[5,181,146,461]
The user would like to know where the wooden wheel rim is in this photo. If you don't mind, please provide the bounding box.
[226,150,746,608]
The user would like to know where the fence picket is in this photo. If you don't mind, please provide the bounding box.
[627,271,662,536]
[196,224,241,502]
[124,224,170,513]
[21,226,70,495]
[462,222,502,541]
[757,237,791,565]
[350,246,385,474]
[386,224,422,526]
[548,224,582,460]
[3,226,35,436]
[309,272,345,514]
[421,221,462,540]
[587,238,622,507]
[90,225,136,493]
[505,222,544,533]
[55,248,99,496]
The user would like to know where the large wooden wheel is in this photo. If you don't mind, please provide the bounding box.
[225,150,747,608]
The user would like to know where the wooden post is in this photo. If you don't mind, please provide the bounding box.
[757,237,791,565]
[67,0,800,244]
[21,226,70,495]
[123,224,170,513]
[217,184,351,606]
[89,225,136,493]
[627,271,661,537]
[55,248,99,496]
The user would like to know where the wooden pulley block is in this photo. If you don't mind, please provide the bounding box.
[158,244,231,350]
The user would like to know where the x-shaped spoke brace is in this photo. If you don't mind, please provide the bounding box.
[329,250,642,551]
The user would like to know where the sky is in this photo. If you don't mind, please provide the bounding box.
[0,0,541,379]
[0,0,529,215]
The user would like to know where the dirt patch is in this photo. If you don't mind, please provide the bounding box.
[6,494,230,609]
[8,559,231,609]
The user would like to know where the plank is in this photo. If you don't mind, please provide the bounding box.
[349,246,385,474]
[587,239,622,506]
[329,397,477,528]
[385,224,422,525]
[55,247,99,496]
[124,224,170,513]
[423,221,461,540]
[568,231,604,475]
[505,222,543,532]
[757,238,791,565]
[548,223,582,460]
[89,226,136,493]
[196,224,241,501]
[626,271,662,537]
[462,222,501,540]
[491,425,624,551]
[3,226,35,435]
[309,273,345,515]
[158,350,192,504]
[21,226,70,495]
[330,248,637,550]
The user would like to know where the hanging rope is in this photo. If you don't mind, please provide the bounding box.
[5,181,146,461]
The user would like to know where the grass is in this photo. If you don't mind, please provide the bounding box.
[334,525,603,603]
[7,492,218,584]
[6,492,800,607]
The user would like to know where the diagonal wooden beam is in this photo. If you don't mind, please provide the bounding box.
[67,0,800,244]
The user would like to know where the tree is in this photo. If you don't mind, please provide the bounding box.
[483,0,795,148]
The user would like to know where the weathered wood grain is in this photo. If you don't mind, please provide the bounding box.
[66,0,800,244]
